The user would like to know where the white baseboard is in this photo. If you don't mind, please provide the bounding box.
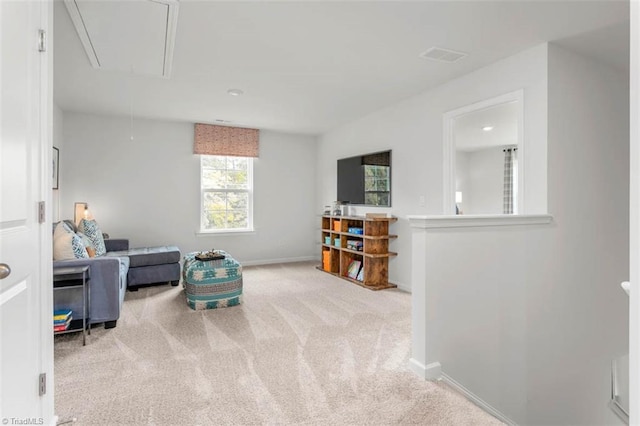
[395,282,411,293]
[409,359,442,380]
[441,372,516,425]
[241,256,317,266]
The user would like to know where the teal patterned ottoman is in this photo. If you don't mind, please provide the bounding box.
[183,251,243,310]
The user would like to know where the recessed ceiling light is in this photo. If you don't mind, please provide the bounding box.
[227,88,244,96]
[482,126,494,131]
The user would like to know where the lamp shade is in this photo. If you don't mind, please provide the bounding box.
[74,202,91,226]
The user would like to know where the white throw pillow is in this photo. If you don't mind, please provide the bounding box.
[53,221,72,240]
[53,232,75,260]
[53,222,89,260]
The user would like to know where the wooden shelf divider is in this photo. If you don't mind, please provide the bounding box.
[318,215,397,290]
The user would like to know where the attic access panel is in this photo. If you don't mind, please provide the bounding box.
[64,0,178,78]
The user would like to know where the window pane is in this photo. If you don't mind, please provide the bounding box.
[226,170,248,189]
[229,157,248,171]
[203,190,226,206]
[227,192,248,210]
[364,177,375,191]
[202,156,227,169]
[226,210,248,229]
[203,211,225,230]
[375,178,389,191]
[202,169,227,188]
[201,155,252,231]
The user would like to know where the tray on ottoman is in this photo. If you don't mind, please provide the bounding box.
[183,250,243,310]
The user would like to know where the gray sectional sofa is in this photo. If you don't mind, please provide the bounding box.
[53,239,129,329]
[53,221,181,329]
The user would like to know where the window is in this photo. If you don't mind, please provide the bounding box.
[364,164,390,206]
[200,155,253,232]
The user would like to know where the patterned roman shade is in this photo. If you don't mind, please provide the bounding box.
[194,123,260,157]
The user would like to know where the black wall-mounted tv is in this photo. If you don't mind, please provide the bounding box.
[337,150,391,207]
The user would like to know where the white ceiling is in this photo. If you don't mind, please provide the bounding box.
[53,0,630,136]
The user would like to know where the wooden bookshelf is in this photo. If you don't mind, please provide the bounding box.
[318,215,397,290]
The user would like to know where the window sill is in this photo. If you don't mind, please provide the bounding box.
[407,214,553,229]
[196,229,256,236]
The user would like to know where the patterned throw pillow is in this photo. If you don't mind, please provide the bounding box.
[77,232,96,257]
[78,219,106,257]
[71,233,89,259]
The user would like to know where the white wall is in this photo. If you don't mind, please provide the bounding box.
[466,147,504,214]
[414,45,629,424]
[52,103,63,222]
[526,43,629,425]
[59,112,318,265]
[317,44,548,290]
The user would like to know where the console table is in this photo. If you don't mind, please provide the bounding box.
[53,265,90,345]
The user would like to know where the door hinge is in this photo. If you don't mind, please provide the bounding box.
[38,201,45,224]
[38,29,46,53]
[39,373,46,396]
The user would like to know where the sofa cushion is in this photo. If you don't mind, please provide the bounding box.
[106,245,181,268]
[78,219,106,257]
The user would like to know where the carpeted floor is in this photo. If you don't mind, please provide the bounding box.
[54,261,502,425]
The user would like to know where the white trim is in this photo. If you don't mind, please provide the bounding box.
[162,0,180,79]
[441,373,516,425]
[63,0,100,68]
[196,229,255,236]
[442,90,525,215]
[241,256,317,266]
[630,2,639,423]
[63,0,179,78]
[409,359,441,380]
[409,358,425,377]
[395,282,411,293]
[407,214,553,229]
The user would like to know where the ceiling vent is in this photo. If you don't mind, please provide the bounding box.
[63,0,179,78]
[419,47,468,63]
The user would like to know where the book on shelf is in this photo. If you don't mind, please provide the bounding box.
[54,316,72,326]
[346,240,363,251]
[356,267,364,282]
[53,308,72,321]
[53,316,72,332]
[347,260,362,279]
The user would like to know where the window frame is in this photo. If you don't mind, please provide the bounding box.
[199,155,254,234]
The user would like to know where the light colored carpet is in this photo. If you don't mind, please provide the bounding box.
[54,261,502,425]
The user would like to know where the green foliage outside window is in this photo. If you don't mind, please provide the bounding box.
[364,165,390,206]
[201,156,252,230]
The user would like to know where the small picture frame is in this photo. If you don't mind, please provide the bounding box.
[52,146,59,189]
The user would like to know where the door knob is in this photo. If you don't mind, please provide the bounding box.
[0,263,11,280]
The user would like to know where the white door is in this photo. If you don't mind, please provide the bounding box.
[0,0,53,421]
[631,2,639,425]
